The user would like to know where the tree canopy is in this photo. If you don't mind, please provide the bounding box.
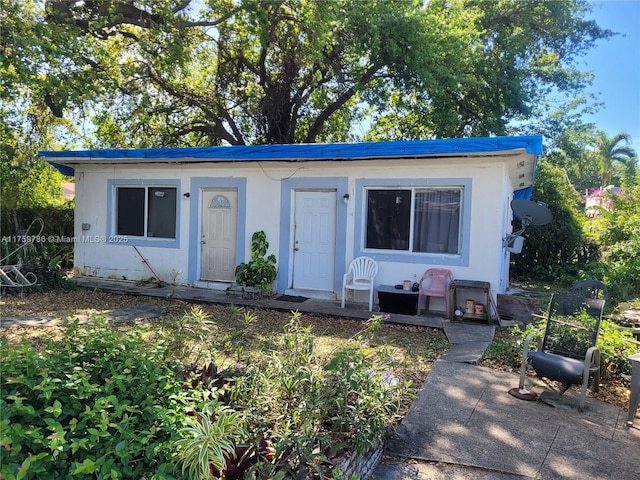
[1,0,612,148]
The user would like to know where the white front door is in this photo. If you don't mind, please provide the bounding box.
[201,189,237,282]
[292,190,336,291]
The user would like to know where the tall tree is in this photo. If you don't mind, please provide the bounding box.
[594,131,637,187]
[2,0,612,148]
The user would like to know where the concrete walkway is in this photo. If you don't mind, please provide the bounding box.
[3,277,638,479]
[373,337,640,479]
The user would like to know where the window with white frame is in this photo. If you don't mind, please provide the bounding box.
[116,186,177,238]
[365,187,462,254]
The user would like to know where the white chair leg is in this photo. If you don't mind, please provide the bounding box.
[579,371,589,412]
[368,288,373,311]
[592,349,601,392]
[579,347,599,412]
[341,287,346,308]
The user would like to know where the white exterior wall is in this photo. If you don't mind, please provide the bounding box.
[71,155,525,306]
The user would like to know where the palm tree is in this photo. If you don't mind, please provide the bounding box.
[595,131,637,187]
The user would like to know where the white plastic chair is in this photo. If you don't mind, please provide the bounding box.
[341,256,378,311]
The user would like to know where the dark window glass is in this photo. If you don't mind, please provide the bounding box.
[115,186,176,239]
[117,188,145,236]
[366,190,411,250]
[147,188,176,238]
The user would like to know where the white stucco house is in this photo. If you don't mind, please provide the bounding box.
[40,136,542,313]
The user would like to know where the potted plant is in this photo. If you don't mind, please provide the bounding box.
[234,231,277,298]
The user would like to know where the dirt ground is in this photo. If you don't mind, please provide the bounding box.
[1,288,631,411]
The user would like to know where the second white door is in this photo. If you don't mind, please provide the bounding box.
[292,190,336,291]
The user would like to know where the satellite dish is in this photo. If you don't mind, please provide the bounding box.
[511,199,553,227]
[503,199,552,253]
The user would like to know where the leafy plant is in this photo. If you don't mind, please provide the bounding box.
[1,304,429,480]
[175,402,246,480]
[161,305,218,363]
[598,320,639,378]
[0,318,193,479]
[226,312,411,478]
[235,231,277,296]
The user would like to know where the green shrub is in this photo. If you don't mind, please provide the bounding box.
[175,401,246,480]
[511,161,587,280]
[1,309,416,480]
[482,323,541,369]
[226,313,411,478]
[598,320,639,378]
[1,208,75,291]
[0,319,192,480]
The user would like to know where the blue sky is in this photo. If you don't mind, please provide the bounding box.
[583,1,640,151]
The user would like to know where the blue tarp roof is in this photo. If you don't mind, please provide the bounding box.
[40,135,542,162]
[41,136,542,200]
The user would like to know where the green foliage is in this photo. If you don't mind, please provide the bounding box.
[227,313,410,478]
[175,402,246,479]
[483,323,541,369]
[3,0,612,147]
[0,319,191,479]
[582,184,640,302]
[594,131,637,188]
[160,305,218,363]
[511,160,590,281]
[235,231,277,296]
[531,110,602,195]
[514,126,638,301]
[0,157,68,210]
[1,71,72,211]
[598,320,639,378]
[0,209,75,291]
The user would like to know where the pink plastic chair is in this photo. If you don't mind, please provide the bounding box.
[417,268,453,317]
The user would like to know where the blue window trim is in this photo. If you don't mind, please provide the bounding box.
[278,177,349,293]
[107,179,181,248]
[354,178,472,267]
[187,177,247,284]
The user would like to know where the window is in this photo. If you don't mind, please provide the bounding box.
[116,186,177,238]
[365,187,462,254]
